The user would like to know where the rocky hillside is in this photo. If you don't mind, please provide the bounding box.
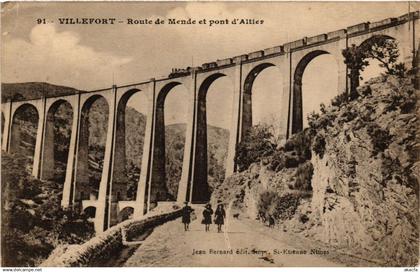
[1,152,94,266]
[299,76,418,266]
[211,75,418,266]
[1,82,83,102]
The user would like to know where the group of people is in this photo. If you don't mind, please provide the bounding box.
[182,202,226,233]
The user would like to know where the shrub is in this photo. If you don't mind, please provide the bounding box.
[380,155,417,191]
[389,62,407,78]
[257,191,281,218]
[284,153,300,168]
[398,86,417,114]
[293,161,314,191]
[269,152,285,172]
[331,92,348,107]
[318,114,335,130]
[16,180,43,199]
[258,191,302,221]
[341,108,358,122]
[299,214,310,224]
[235,124,277,172]
[284,129,313,158]
[319,103,327,114]
[269,129,313,172]
[358,85,372,97]
[307,111,320,130]
[385,91,403,112]
[366,123,392,155]
[400,98,416,114]
[312,134,326,158]
[360,104,375,122]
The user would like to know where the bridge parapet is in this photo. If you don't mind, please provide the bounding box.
[327,29,347,40]
[162,12,418,77]
[248,50,264,60]
[233,54,248,63]
[307,34,328,45]
[370,18,398,30]
[263,45,284,56]
[398,11,419,23]
[283,38,306,52]
[347,22,370,35]
[345,11,419,38]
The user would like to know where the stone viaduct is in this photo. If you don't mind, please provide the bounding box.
[1,12,418,233]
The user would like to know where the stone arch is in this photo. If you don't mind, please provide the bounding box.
[110,88,149,226]
[118,206,134,222]
[242,63,276,138]
[291,50,331,134]
[113,88,142,198]
[198,73,226,101]
[41,100,73,181]
[157,82,183,107]
[83,206,96,218]
[151,82,183,203]
[192,73,227,203]
[10,104,39,163]
[75,95,109,205]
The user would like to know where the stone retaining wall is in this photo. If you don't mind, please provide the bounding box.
[41,209,182,267]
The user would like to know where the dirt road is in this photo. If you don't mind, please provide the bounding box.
[123,207,370,267]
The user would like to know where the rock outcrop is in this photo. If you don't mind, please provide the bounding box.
[212,75,418,266]
[306,75,418,266]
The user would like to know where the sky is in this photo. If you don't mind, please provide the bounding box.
[1,2,416,129]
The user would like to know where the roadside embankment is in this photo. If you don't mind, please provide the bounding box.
[41,209,182,267]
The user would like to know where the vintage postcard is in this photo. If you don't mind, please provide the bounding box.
[1,1,419,268]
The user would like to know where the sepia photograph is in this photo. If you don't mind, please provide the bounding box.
[0,1,419,268]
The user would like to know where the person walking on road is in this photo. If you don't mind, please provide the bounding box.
[202,204,213,232]
[182,202,194,231]
[214,204,226,233]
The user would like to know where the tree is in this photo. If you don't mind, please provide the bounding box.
[361,36,401,75]
[342,44,369,99]
[342,37,405,100]
[362,37,407,78]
